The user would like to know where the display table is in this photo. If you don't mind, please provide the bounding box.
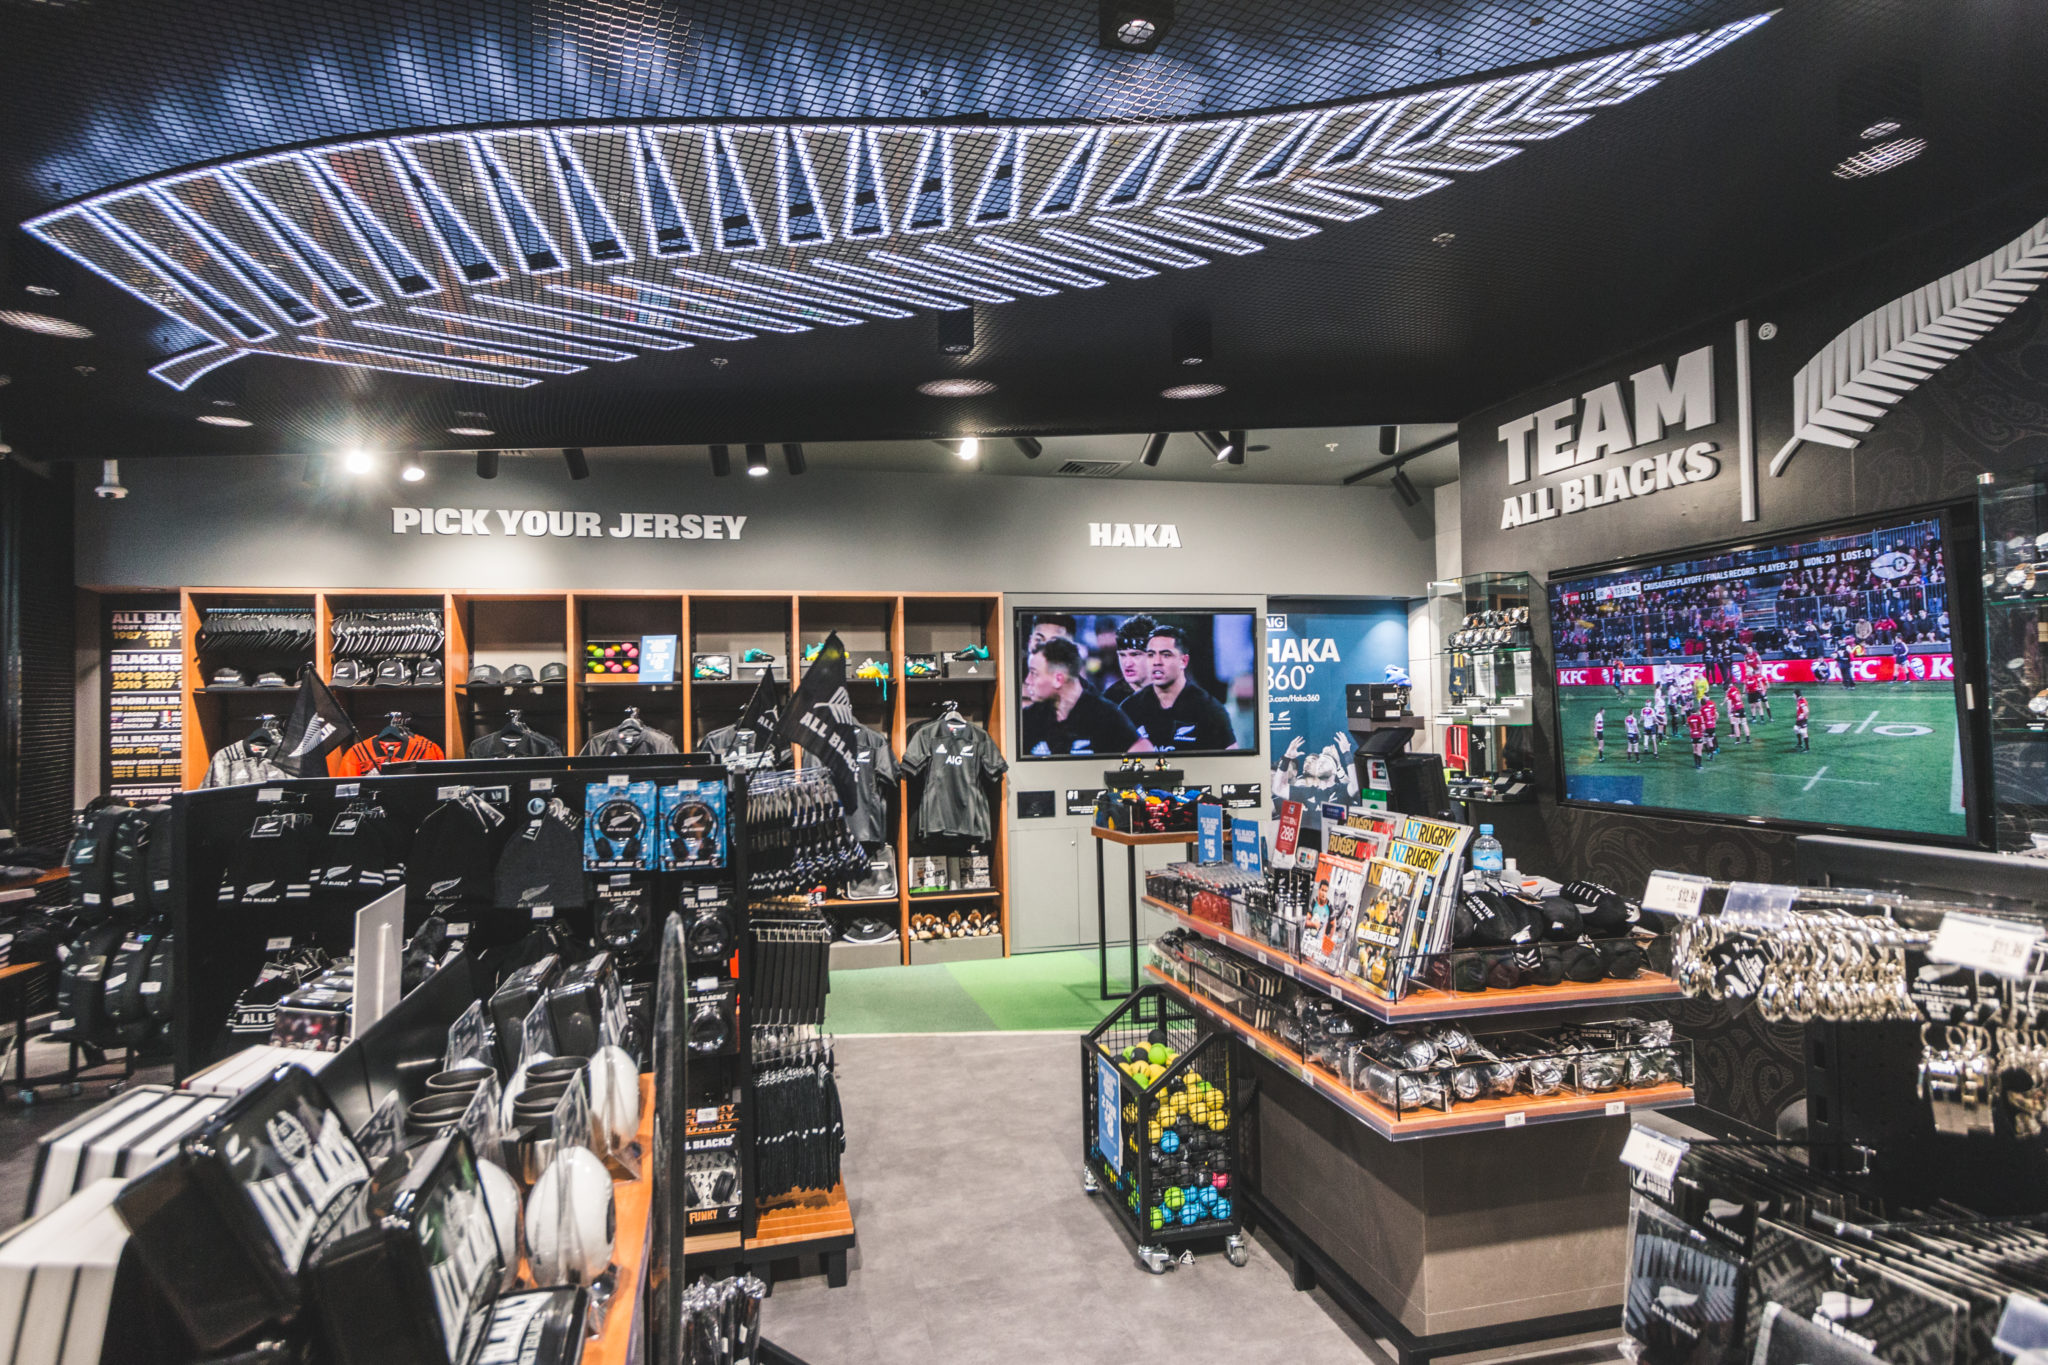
[1090,827,1197,999]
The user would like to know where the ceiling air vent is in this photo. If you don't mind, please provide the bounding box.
[1054,459,1127,478]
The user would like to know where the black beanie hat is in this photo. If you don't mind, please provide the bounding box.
[1562,880,1642,936]
[494,806,589,912]
[1558,942,1605,983]
[1597,938,1646,980]
[1529,945,1569,987]
[1538,898,1583,942]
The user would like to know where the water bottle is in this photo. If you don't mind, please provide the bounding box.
[1471,824,1505,891]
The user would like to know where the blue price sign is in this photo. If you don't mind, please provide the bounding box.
[1196,803,1225,863]
[639,634,679,684]
[1231,817,1262,873]
[1096,1054,1123,1175]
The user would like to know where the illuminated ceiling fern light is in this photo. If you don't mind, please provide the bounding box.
[0,310,92,339]
[1833,137,1928,179]
[21,14,1773,393]
[919,378,996,397]
[196,414,253,427]
[1161,382,1225,399]
[448,425,495,436]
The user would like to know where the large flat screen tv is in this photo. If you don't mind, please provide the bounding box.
[1547,514,1970,840]
[1013,609,1258,758]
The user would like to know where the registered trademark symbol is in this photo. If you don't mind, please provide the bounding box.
[1757,322,1778,340]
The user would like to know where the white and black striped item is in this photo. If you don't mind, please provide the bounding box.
[25,1086,230,1218]
[0,1177,135,1365]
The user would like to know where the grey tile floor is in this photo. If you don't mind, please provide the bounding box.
[761,1031,1385,1365]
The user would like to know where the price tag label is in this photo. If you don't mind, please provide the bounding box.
[256,788,283,803]
[1504,1112,1526,1128]
[265,936,293,951]
[530,905,554,920]
[336,782,360,798]
[1930,913,2042,979]
[531,777,554,793]
[1643,871,1710,918]
[1605,1100,1628,1116]
[1619,1127,1689,1183]
[446,922,470,937]
[1724,881,1797,915]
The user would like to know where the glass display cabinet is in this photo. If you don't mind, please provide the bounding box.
[1428,572,1543,804]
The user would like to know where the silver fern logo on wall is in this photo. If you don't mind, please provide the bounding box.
[1771,217,2048,477]
[21,16,1771,392]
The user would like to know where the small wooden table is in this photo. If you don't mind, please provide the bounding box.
[1089,826,1199,999]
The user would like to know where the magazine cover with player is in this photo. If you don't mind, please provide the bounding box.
[1299,852,1367,974]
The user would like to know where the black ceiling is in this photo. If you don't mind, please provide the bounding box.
[1,0,2045,461]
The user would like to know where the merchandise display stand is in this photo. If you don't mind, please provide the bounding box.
[1091,827,1198,999]
[162,587,1009,963]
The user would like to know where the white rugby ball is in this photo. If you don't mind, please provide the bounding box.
[587,1046,641,1148]
[524,1146,615,1285]
[475,1157,523,1290]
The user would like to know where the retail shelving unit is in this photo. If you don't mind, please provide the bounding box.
[168,588,1008,963]
[1142,896,1685,1022]
[1428,571,1544,805]
[1145,967,1692,1140]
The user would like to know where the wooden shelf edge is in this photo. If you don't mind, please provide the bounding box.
[1146,967,1692,1141]
[1091,827,1201,847]
[1141,897,1683,1023]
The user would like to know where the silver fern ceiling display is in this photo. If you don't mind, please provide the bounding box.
[23,16,1769,392]
[1771,217,2048,477]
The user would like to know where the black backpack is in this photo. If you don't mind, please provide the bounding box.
[102,919,173,1044]
[66,800,155,921]
[52,923,126,1042]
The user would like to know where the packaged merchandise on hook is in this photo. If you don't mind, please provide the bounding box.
[741,768,866,895]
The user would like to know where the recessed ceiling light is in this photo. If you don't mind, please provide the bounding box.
[918,378,997,397]
[1161,383,1225,399]
[1860,120,1902,139]
[342,449,375,475]
[196,414,252,427]
[1833,137,1927,179]
[449,426,495,437]
[400,461,427,483]
[745,443,770,477]
[0,310,92,339]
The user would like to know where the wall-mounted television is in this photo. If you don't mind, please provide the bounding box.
[1013,609,1259,759]
[1547,513,1971,840]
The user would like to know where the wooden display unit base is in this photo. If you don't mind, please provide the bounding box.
[688,1184,857,1291]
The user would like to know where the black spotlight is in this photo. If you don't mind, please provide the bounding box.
[1379,425,1399,456]
[1012,437,1043,460]
[1100,0,1173,52]
[937,307,975,355]
[1391,468,1422,507]
[783,442,807,475]
[1199,430,1240,463]
[1171,315,1210,367]
[745,443,769,478]
[563,447,590,480]
[709,444,732,477]
[1226,429,1246,466]
[476,450,500,480]
[1140,432,1170,467]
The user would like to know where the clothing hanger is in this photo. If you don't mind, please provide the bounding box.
[244,713,283,752]
[936,698,961,716]
[496,707,530,738]
[379,712,413,742]
[616,705,645,737]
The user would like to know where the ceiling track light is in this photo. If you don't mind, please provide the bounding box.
[937,307,975,355]
[563,447,589,480]
[476,450,500,480]
[1226,429,1246,466]
[953,437,981,461]
[342,448,374,476]
[1099,0,1174,52]
[94,458,128,500]
[400,459,427,483]
[783,442,807,475]
[1391,469,1422,507]
[1379,425,1399,456]
[709,444,731,478]
[1199,430,1242,464]
[1012,437,1043,460]
[1139,432,1169,467]
[745,443,770,477]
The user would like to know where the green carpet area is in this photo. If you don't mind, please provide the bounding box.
[825,949,1118,1034]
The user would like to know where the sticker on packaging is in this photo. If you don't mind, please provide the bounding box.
[584,778,657,870]
[658,778,727,870]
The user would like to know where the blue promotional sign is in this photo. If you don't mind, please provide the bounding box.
[1231,817,1262,873]
[1096,1054,1123,1174]
[1196,802,1225,863]
[1266,605,1411,825]
[640,634,679,684]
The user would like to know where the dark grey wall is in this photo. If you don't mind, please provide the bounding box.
[1453,201,2048,1132]
[75,455,1437,594]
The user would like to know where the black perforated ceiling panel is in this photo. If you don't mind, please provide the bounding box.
[0,0,2044,460]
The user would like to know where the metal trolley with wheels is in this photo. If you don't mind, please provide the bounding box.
[1081,984,1247,1273]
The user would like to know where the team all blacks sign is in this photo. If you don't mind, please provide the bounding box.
[1494,344,1724,530]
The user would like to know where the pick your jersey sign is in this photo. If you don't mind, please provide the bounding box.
[392,508,748,539]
